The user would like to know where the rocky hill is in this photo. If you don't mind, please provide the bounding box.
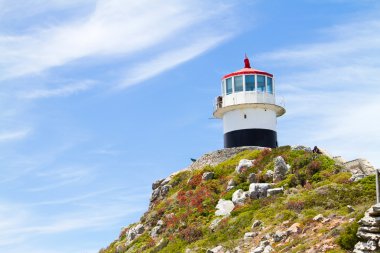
[99,146,379,253]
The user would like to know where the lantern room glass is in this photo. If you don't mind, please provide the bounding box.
[257,75,265,92]
[245,75,255,91]
[226,78,233,95]
[234,75,243,92]
[267,77,273,94]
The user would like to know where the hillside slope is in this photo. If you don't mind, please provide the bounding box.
[99,146,377,253]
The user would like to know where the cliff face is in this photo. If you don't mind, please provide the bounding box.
[99,146,377,253]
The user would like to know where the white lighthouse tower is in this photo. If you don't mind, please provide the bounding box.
[213,56,285,148]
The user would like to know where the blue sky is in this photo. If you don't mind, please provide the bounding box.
[1,0,380,252]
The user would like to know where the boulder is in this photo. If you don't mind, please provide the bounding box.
[251,242,272,253]
[273,156,288,182]
[347,205,355,213]
[345,159,376,177]
[207,245,225,253]
[263,246,274,253]
[157,220,164,226]
[236,159,254,174]
[150,226,161,238]
[267,187,284,197]
[248,173,256,183]
[250,246,265,253]
[134,224,145,234]
[251,220,263,229]
[202,172,215,181]
[286,223,302,234]
[292,145,312,152]
[264,170,274,180]
[227,179,236,191]
[232,189,248,206]
[160,185,172,197]
[116,245,125,253]
[244,232,258,240]
[233,246,242,253]
[354,241,377,252]
[273,230,287,242]
[152,179,164,190]
[249,183,272,199]
[359,215,380,227]
[313,214,324,222]
[126,229,137,243]
[150,188,161,202]
[350,174,366,182]
[333,156,346,165]
[373,203,380,213]
[126,224,145,244]
[160,177,171,186]
[215,199,235,216]
[357,231,380,241]
[209,218,223,231]
[359,226,380,233]
[154,239,168,252]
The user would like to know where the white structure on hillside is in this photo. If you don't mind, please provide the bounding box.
[213,56,285,148]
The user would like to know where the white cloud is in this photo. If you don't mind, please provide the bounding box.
[0,0,233,80]
[259,15,380,166]
[120,34,230,88]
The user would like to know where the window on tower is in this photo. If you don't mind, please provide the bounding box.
[226,78,233,95]
[267,77,273,94]
[234,75,243,92]
[257,75,265,92]
[245,75,255,91]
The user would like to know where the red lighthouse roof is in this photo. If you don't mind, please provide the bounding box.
[222,56,273,79]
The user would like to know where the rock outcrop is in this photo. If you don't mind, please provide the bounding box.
[249,183,272,199]
[354,203,380,252]
[343,158,376,182]
[273,156,288,182]
[189,147,264,171]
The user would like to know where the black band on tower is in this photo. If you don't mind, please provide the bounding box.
[224,129,277,148]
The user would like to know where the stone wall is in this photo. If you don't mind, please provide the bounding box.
[354,204,380,252]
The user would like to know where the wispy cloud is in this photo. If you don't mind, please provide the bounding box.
[21,80,96,99]
[0,0,234,81]
[259,15,380,166]
[27,166,93,192]
[120,34,230,88]
[0,129,31,142]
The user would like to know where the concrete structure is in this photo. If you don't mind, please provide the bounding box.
[213,56,285,148]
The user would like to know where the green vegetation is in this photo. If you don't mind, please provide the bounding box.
[102,146,376,253]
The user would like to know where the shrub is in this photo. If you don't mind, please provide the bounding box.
[306,160,321,176]
[336,221,359,250]
[286,199,305,212]
[331,172,351,184]
[188,173,202,189]
[179,225,203,243]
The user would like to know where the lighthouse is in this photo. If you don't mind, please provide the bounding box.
[213,56,285,148]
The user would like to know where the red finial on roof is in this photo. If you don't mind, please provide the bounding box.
[244,54,251,68]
